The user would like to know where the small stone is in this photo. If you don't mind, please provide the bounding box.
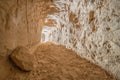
[10,46,35,71]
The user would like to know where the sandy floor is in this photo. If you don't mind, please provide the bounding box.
[0,42,115,80]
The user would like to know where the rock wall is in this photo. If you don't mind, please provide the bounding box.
[42,0,120,79]
[0,0,54,54]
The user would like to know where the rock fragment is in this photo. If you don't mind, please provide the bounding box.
[10,46,35,71]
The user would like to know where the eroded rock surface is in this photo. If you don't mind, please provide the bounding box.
[10,46,35,71]
[0,0,55,52]
[41,0,120,79]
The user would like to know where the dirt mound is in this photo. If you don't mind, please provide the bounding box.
[0,42,115,80]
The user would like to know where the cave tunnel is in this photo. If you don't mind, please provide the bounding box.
[0,0,120,80]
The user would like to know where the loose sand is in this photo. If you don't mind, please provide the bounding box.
[0,42,115,80]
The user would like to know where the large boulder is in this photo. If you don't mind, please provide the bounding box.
[10,46,35,71]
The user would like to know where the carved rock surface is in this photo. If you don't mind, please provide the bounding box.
[41,0,120,79]
[0,0,55,52]
[10,46,35,71]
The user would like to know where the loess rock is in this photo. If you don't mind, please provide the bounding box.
[41,0,120,79]
[10,46,35,71]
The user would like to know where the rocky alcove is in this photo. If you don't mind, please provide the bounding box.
[0,0,120,80]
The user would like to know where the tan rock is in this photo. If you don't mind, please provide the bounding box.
[42,0,120,79]
[10,46,35,71]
